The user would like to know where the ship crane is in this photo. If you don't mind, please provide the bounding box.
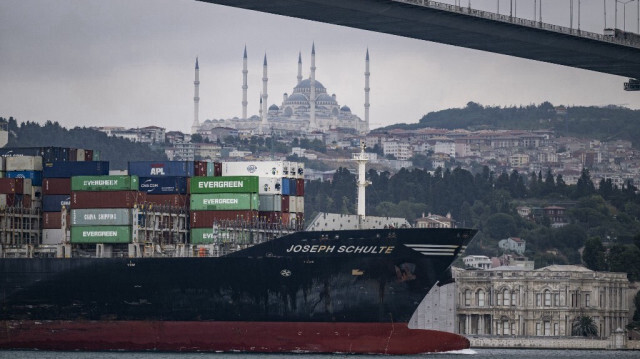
[352,141,372,229]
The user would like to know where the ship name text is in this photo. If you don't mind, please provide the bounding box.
[286,244,394,254]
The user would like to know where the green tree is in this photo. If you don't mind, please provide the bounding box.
[582,237,606,271]
[572,315,598,337]
[485,213,517,240]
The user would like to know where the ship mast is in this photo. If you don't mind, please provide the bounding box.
[352,141,370,229]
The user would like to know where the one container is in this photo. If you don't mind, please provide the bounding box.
[259,177,282,195]
[71,191,145,209]
[71,175,139,192]
[128,161,194,177]
[42,195,71,212]
[289,195,297,213]
[194,161,208,176]
[222,161,285,178]
[190,228,219,245]
[288,178,297,196]
[6,171,41,186]
[70,225,132,244]
[68,149,78,162]
[84,150,94,161]
[296,196,304,213]
[190,210,258,228]
[190,193,259,211]
[5,156,43,171]
[281,177,292,195]
[71,208,132,226]
[143,194,189,208]
[281,195,290,213]
[43,161,109,178]
[296,162,305,179]
[206,162,222,177]
[296,178,305,196]
[31,186,42,201]
[0,178,26,194]
[258,194,283,212]
[42,178,71,195]
[43,212,68,229]
[287,162,297,179]
[42,228,65,245]
[139,177,188,194]
[190,176,259,194]
[76,149,86,162]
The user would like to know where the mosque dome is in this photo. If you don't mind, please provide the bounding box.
[340,105,351,112]
[285,93,308,103]
[294,78,326,93]
[316,93,337,104]
[269,104,279,111]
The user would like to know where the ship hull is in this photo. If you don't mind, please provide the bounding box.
[0,320,469,354]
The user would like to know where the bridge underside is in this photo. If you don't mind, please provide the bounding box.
[199,0,640,80]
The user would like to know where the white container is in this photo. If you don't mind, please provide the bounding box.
[5,156,43,171]
[222,161,285,178]
[23,179,32,198]
[259,177,282,195]
[76,149,86,161]
[296,162,305,179]
[109,170,129,176]
[289,196,297,213]
[42,228,65,245]
[296,196,304,213]
[287,162,297,179]
[0,194,7,207]
[31,186,42,198]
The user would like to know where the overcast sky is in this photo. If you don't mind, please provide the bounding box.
[1,0,639,133]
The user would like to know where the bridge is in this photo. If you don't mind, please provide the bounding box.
[199,0,640,90]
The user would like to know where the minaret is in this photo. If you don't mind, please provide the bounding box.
[309,43,317,131]
[353,141,370,228]
[364,48,370,134]
[297,51,302,84]
[242,46,248,120]
[191,57,200,134]
[261,53,269,132]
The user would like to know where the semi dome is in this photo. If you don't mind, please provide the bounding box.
[316,93,337,104]
[285,93,308,103]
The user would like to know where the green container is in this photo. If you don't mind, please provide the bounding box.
[70,225,131,244]
[190,176,259,194]
[71,175,139,191]
[190,228,248,244]
[190,193,259,211]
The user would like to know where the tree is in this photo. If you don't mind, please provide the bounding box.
[582,237,606,271]
[191,133,204,143]
[574,168,596,199]
[485,213,518,240]
[572,315,598,337]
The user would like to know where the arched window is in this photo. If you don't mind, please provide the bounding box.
[503,289,511,306]
[476,290,485,307]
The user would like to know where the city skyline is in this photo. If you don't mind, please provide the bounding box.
[1,0,639,134]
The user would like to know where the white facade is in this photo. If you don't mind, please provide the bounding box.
[463,255,492,270]
[382,140,413,160]
[434,141,456,158]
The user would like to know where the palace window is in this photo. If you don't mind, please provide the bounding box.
[503,289,510,306]
[464,290,471,306]
[477,290,485,307]
[544,290,551,306]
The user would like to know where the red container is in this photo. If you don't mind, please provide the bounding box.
[0,178,24,194]
[194,161,207,176]
[258,211,283,224]
[22,194,32,209]
[43,178,71,195]
[186,177,191,193]
[68,148,78,162]
[190,210,257,228]
[296,179,305,196]
[281,195,290,213]
[213,162,222,177]
[71,191,146,209]
[43,212,69,229]
[143,194,188,208]
[84,150,93,161]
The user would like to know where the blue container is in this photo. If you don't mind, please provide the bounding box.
[281,177,291,195]
[43,161,109,178]
[139,177,188,194]
[43,194,71,212]
[128,161,194,177]
[6,171,43,186]
[289,178,297,196]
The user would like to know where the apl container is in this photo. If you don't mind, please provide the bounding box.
[43,161,109,178]
[6,171,41,186]
[71,208,132,226]
[190,210,258,228]
[71,191,145,209]
[190,176,259,194]
[71,225,132,244]
[258,195,282,212]
[42,195,71,212]
[139,177,188,194]
[222,161,285,178]
[42,178,71,195]
[128,161,194,177]
[259,177,282,195]
[5,156,43,171]
[71,175,139,191]
[42,228,65,245]
[190,193,258,211]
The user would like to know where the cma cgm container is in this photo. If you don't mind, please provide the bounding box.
[190,193,258,211]
[128,161,194,177]
[144,194,188,208]
[44,161,109,178]
[190,210,258,228]
[139,177,188,194]
[71,191,146,209]
[70,226,131,244]
[222,161,286,178]
[71,175,139,192]
[6,171,42,186]
[5,156,43,171]
[42,178,71,195]
[71,208,132,226]
[190,176,259,194]
[42,195,71,212]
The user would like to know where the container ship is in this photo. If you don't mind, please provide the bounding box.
[0,145,476,354]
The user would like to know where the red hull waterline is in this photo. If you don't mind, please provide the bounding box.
[0,321,469,354]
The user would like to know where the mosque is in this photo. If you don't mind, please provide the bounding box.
[190,44,370,136]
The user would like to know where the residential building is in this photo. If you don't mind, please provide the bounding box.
[415,212,453,228]
[463,255,492,270]
[498,237,526,255]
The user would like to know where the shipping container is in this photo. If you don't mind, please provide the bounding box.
[139,176,188,194]
[288,178,297,196]
[259,177,282,195]
[128,161,194,177]
[289,195,297,213]
[71,225,132,244]
[6,171,41,186]
[281,195,290,213]
[0,193,30,208]
[282,161,290,177]
[296,162,305,179]
[296,196,304,213]
[190,176,259,194]
[71,175,139,192]
[5,156,43,171]
[190,210,258,228]
[43,161,109,178]
[194,161,207,176]
[287,162,297,179]
[84,149,93,162]
[42,228,65,245]
[213,162,222,176]
[31,186,42,200]
[222,161,286,178]
[190,193,258,211]
[296,178,305,196]
[0,147,43,158]
[68,149,78,162]
[143,194,188,208]
[43,211,69,229]
[71,191,145,209]
[71,208,132,226]
[258,194,283,212]
[93,150,101,161]
[42,178,71,195]
[0,178,26,194]
[42,195,71,212]
[76,149,86,162]
[281,177,292,195]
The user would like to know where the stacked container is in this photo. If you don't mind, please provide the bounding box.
[69,175,139,244]
[189,176,259,244]
[128,161,191,208]
[0,178,32,208]
[4,155,42,209]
